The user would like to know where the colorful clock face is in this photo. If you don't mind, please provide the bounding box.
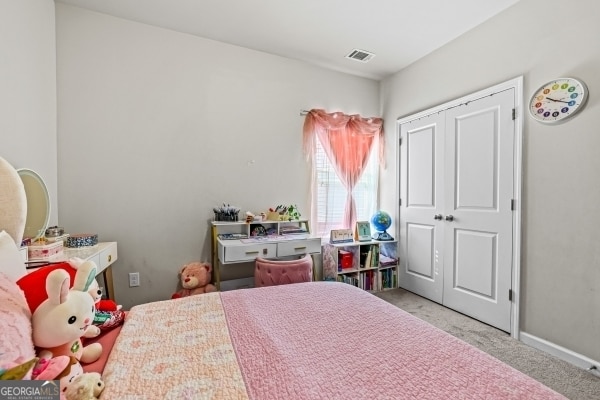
[529,78,588,123]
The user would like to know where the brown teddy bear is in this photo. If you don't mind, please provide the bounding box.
[171,262,217,299]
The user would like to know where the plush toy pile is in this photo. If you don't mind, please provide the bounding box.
[12,259,119,399]
[171,261,217,299]
[17,258,125,333]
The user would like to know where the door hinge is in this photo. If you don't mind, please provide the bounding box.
[399,198,402,206]
[512,108,516,120]
[399,137,403,146]
[509,289,513,301]
[511,199,515,210]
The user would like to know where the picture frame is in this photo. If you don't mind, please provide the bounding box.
[355,221,371,242]
[330,228,354,244]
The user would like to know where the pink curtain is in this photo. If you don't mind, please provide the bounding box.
[303,109,384,229]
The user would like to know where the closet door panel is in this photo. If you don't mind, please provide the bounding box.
[398,113,444,304]
[453,109,498,210]
[407,125,435,207]
[406,223,435,278]
[452,229,497,298]
[443,89,515,333]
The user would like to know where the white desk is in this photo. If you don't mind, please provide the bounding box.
[211,220,320,290]
[217,236,321,263]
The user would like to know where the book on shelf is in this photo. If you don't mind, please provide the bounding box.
[380,267,396,289]
[337,275,358,287]
[364,247,372,269]
[385,268,391,289]
[360,269,376,290]
[371,245,379,267]
[361,245,380,268]
[359,248,368,268]
[338,250,353,270]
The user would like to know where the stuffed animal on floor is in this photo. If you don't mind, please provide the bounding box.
[64,372,105,400]
[171,262,217,299]
[31,261,102,365]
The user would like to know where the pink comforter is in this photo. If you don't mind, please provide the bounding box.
[101,282,565,399]
[221,282,565,400]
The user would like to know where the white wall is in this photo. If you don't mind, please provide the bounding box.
[0,0,57,226]
[55,4,380,309]
[380,0,600,362]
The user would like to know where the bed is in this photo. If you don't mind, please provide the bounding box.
[95,281,565,400]
[0,260,566,399]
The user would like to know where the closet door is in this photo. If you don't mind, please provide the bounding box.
[442,88,515,332]
[398,87,516,333]
[398,112,445,304]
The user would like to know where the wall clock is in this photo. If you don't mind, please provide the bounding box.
[529,77,588,123]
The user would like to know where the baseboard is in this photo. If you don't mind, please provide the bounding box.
[520,332,600,376]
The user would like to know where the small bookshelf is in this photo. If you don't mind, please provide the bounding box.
[322,239,399,292]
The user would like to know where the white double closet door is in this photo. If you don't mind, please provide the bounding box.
[398,87,515,333]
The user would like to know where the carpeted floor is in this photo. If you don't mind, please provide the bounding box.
[374,288,600,400]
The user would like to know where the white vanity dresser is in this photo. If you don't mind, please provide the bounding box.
[17,167,118,300]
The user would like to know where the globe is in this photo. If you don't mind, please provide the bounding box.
[370,210,394,241]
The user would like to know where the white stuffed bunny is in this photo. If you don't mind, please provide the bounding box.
[32,261,102,364]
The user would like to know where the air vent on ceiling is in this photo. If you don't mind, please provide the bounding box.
[345,49,375,63]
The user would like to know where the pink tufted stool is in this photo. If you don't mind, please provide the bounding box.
[254,254,313,287]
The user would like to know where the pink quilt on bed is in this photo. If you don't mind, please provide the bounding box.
[101,282,565,399]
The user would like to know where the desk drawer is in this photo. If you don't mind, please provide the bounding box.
[277,238,321,257]
[223,243,277,262]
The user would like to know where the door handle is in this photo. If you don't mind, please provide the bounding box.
[434,214,443,220]
[445,215,454,222]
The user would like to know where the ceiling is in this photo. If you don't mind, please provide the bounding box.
[55,0,520,81]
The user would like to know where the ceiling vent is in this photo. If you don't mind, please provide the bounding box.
[345,49,375,63]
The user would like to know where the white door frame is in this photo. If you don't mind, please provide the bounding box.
[395,76,523,338]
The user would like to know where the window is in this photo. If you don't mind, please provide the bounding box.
[302,109,384,238]
[314,137,378,237]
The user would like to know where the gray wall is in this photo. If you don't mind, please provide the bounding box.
[0,0,57,226]
[380,0,600,362]
[54,4,380,309]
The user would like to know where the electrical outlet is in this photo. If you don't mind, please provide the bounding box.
[128,272,140,287]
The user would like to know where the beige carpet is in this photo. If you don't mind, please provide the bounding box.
[374,288,600,400]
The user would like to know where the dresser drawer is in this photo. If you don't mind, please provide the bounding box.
[19,246,28,262]
[277,238,321,257]
[222,243,277,262]
[99,242,118,269]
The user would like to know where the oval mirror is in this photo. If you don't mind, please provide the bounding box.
[17,169,50,241]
